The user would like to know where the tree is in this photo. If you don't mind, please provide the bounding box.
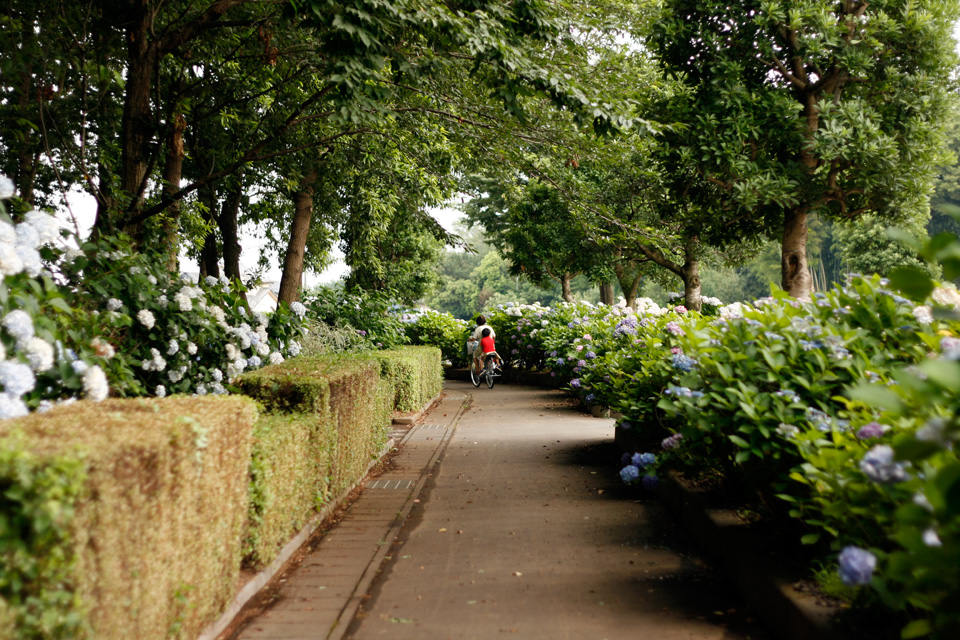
[650,0,958,298]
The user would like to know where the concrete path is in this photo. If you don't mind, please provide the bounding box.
[228,381,767,640]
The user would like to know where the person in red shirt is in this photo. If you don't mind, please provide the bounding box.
[479,328,502,369]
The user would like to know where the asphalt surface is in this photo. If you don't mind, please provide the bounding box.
[230,380,768,640]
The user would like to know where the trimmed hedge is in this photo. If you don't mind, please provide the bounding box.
[0,346,441,637]
[0,396,258,640]
[373,346,443,413]
[234,348,436,570]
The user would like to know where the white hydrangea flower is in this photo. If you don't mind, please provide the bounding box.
[174,292,192,312]
[210,306,226,323]
[225,343,238,360]
[0,243,23,277]
[0,341,4,361]
[71,360,89,375]
[23,211,61,245]
[288,341,302,357]
[931,285,960,310]
[253,312,268,326]
[247,355,262,368]
[3,310,35,342]
[195,383,208,396]
[912,305,933,325]
[204,275,218,286]
[106,298,123,312]
[82,365,109,401]
[269,352,284,365]
[15,222,39,249]
[0,174,14,199]
[256,342,270,356]
[24,337,55,372]
[167,339,179,356]
[180,273,192,283]
[147,275,158,285]
[157,295,168,309]
[211,368,223,382]
[0,360,36,396]
[0,393,29,419]
[15,244,42,277]
[0,220,15,244]
[167,370,182,383]
[186,342,197,355]
[210,382,227,395]
[155,384,166,398]
[137,309,156,329]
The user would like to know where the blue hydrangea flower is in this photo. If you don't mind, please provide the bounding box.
[556,357,566,365]
[620,465,640,483]
[585,393,596,404]
[671,353,697,371]
[632,452,656,468]
[838,546,876,586]
[585,351,597,360]
[641,474,659,490]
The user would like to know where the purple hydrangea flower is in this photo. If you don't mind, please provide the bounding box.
[620,465,640,483]
[585,351,597,360]
[662,433,684,450]
[856,422,884,440]
[838,546,876,586]
[641,474,659,490]
[665,322,685,336]
[860,445,909,484]
[556,357,566,365]
[577,359,587,368]
[570,378,581,389]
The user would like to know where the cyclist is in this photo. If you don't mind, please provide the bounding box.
[470,315,496,374]
[479,328,503,370]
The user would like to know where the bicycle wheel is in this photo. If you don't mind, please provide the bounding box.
[485,358,496,389]
[470,361,481,387]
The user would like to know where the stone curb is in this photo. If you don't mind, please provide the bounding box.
[657,470,841,640]
[391,392,442,425]
[197,393,444,640]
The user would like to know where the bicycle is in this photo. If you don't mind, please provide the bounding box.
[470,352,499,389]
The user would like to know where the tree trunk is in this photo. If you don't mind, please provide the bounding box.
[560,273,574,302]
[160,112,186,273]
[198,184,219,279]
[614,264,643,306]
[681,253,702,312]
[218,179,247,303]
[782,208,813,299]
[119,0,158,240]
[599,282,615,305]
[278,170,318,304]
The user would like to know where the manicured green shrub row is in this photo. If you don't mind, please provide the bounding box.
[372,346,443,413]
[0,346,440,639]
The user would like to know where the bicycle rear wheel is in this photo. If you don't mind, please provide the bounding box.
[470,361,481,387]
[484,358,496,389]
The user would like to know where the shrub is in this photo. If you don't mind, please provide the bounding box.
[302,286,409,350]
[0,396,258,640]
[401,309,470,367]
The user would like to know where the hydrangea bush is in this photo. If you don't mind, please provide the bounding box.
[302,286,409,350]
[0,176,306,412]
[400,308,471,367]
[457,253,960,635]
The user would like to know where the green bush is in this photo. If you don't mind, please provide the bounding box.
[302,286,409,350]
[402,309,470,367]
[373,347,443,413]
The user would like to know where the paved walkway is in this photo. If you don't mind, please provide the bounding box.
[229,381,767,640]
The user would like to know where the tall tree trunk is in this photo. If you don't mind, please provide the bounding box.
[614,264,643,306]
[119,0,158,240]
[160,112,186,273]
[681,251,702,312]
[560,273,574,303]
[278,170,318,304]
[218,179,246,303]
[599,282,615,305]
[198,184,219,279]
[782,208,812,299]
